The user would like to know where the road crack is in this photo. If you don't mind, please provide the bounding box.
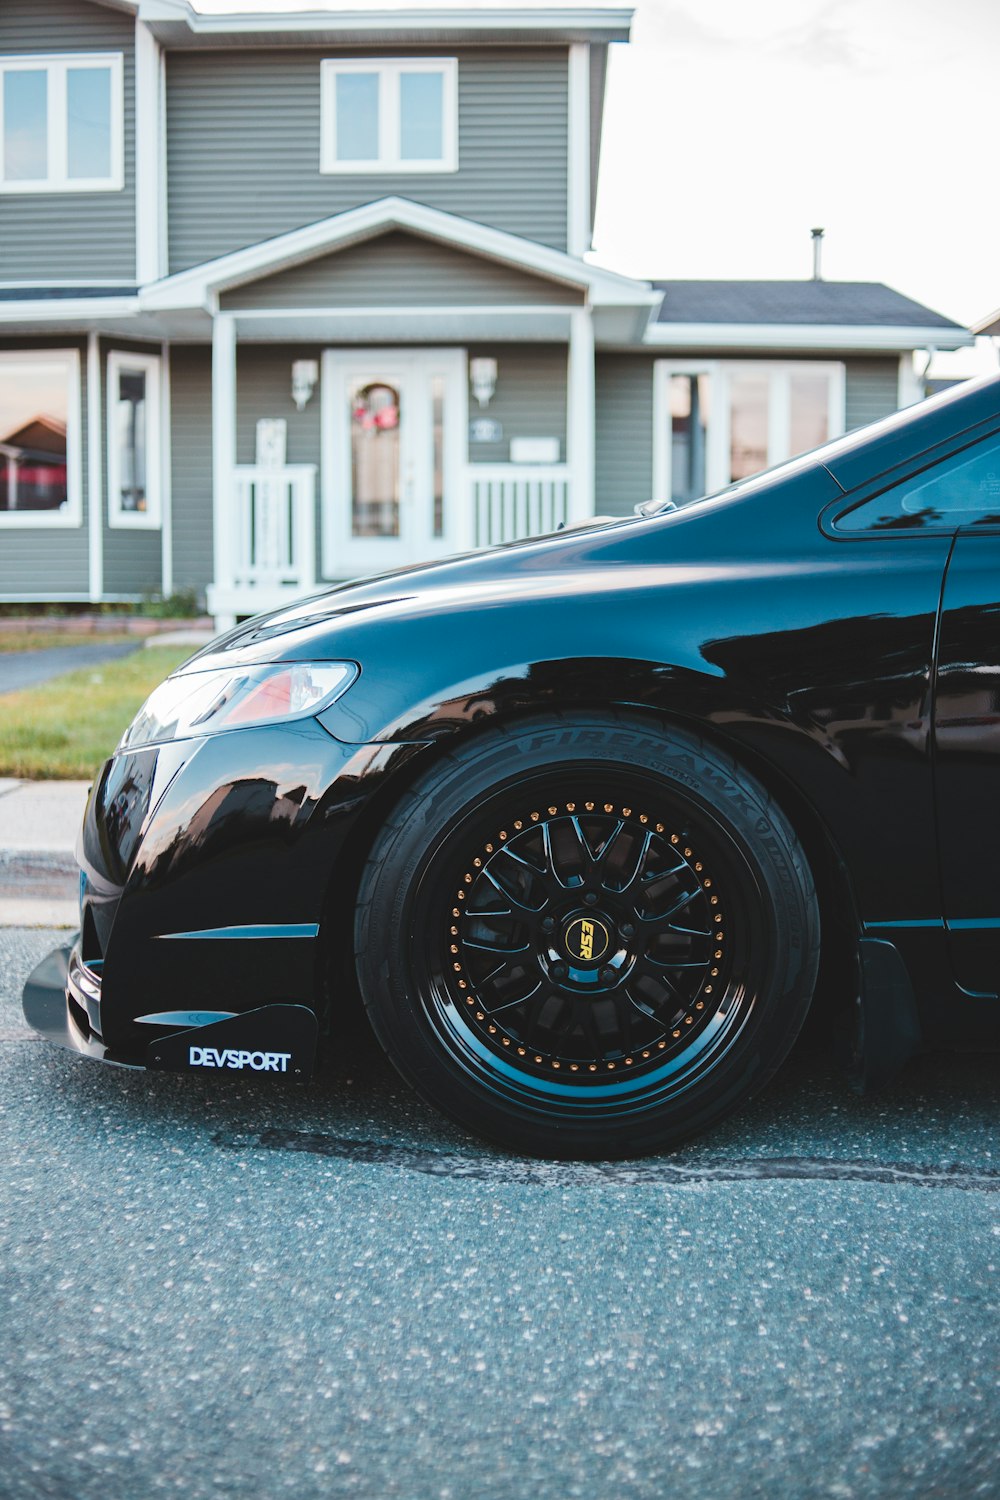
[213,1130,1000,1190]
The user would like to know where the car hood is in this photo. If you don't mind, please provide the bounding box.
[175,460,844,676]
[178,515,652,672]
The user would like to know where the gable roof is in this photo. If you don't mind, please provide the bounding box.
[141,196,659,338]
[644,279,971,352]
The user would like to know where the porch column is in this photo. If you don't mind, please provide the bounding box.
[86,332,104,602]
[211,313,237,630]
[567,305,595,523]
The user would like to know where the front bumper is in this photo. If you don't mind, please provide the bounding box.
[23,937,321,1077]
[23,941,136,1066]
[25,717,429,1065]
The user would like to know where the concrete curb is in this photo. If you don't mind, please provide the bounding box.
[0,899,76,929]
[0,782,85,928]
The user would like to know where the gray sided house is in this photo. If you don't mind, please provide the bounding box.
[0,1,972,625]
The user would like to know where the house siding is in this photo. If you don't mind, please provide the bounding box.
[167,48,568,271]
[0,336,90,596]
[220,233,582,311]
[466,344,567,464]
[168,345,213,600]
[0,0,136,283]
[844,358,900,430]
[595,353,653,516]
[101,339,162,597]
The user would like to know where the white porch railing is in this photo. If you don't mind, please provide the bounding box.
[470,464,571,548]
[229,464,317,593]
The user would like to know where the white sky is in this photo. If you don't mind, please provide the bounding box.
[195,0,999,337]
[594,0,999,333]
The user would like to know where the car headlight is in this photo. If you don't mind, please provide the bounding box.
[119,660,358,750]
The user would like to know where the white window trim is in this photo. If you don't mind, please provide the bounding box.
[107,349,162,529]
[0,349,83,529]
[652,359,846,504]
[0,52,124,194]
[320,57,458,175]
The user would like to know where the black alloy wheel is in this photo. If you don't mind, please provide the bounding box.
[356,715,819,1158]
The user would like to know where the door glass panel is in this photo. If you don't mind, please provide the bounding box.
[67,66,112,180]
[336,73,379,161]
[431,375,445,538]
[350,379,400,537]
[4,70,48,181]
[114,367,148,513]
[400,71,443,160]
[729,372,769,480]
[669,374,711,503]
[789,369,830,457]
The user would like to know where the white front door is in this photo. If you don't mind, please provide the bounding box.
[321,348,467,579]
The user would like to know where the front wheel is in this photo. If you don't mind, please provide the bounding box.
[355,715,819,1158]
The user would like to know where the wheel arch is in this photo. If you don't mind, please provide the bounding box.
[317,696,861,1045]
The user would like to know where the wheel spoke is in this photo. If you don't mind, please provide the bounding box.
[618,830,657,894]
[655,884,701,923]
[463,936,531,955]
[482,865,542,913]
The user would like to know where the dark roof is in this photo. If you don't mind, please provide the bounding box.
[0,285,137,301]
[652,280,966,331]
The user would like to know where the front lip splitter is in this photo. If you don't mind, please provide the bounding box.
[23,943,318,1079]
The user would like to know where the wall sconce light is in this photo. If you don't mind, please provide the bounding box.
[470,356,498,408]
[291,359,319,411]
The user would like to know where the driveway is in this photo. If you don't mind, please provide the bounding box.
[0,640,141,696]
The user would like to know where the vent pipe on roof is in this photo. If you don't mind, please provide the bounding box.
[811,227,825,281]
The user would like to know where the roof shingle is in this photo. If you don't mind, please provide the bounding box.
[652,280,965,330]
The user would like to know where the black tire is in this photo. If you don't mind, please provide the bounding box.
[355,714,819,1159]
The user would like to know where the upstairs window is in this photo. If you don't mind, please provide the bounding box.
[0,53,124,193]
[320,58,458,174]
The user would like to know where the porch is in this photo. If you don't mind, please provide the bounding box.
[208,457,574,623]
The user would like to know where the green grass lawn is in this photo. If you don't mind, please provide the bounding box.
[0,646,193,780]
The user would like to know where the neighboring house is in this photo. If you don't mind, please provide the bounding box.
[0,0,973,625]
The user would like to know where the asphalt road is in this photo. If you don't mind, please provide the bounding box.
[1,928,998,1500]
[0,642,141,696]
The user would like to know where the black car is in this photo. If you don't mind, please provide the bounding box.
[24,374,1000,1157]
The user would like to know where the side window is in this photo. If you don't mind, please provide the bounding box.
[107,351,161,529]
[836,435,1000,533]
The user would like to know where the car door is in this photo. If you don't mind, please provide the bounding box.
[933,436,1000,994]
[833,419,1000,997]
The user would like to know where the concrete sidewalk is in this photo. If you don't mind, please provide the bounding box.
[0,779,89,928]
